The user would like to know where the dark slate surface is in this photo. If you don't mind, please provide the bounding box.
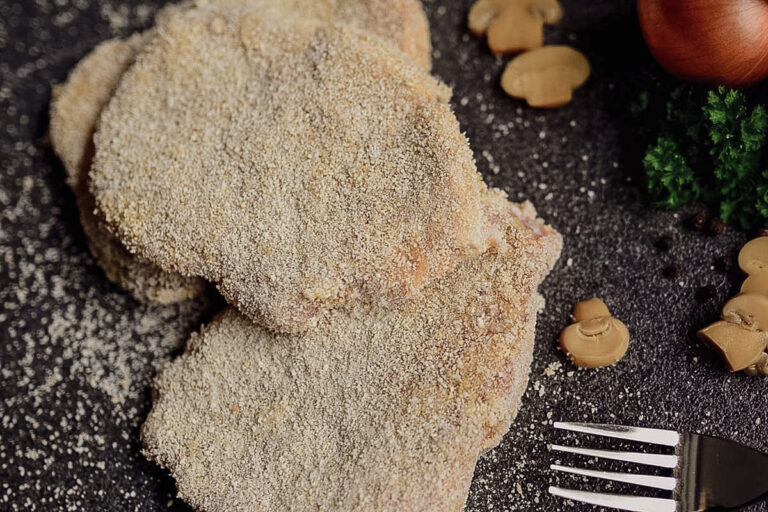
[1,0,766,510]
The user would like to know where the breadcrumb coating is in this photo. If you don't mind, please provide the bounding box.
[49,28,207,304]
[142,196,562,511]
[92,8,487,333]
[201,0,432,69]
[50,0,431,304]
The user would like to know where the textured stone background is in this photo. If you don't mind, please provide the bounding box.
[1,0,766,510]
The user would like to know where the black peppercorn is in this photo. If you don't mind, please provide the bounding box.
[655,234,674,252]
[695,284,717,303]
[708,217,726,236]
[689,211,708,231]
[715,254,733,273]
[664,262,681,278]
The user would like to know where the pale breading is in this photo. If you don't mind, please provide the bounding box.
[202,0,432,69]
[49,29,207,304]
[49,0,431,304]
[142,194,562,511]
[91,8,488,333]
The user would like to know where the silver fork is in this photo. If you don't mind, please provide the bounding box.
[548,422,768,511]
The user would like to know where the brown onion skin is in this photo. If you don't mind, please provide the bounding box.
[638,0,768,88]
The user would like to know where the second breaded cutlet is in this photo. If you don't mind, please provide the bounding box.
[143,191,562,511]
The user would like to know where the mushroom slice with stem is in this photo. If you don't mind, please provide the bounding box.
[739,237,768,275]
[744,353,768,377]
[560,316,630,369]
[698,321,768,372]
[572,297,611,323]
[468,0,563,54]
[742,272,768,297]
[501,46,590,108]
[721,293,768,332]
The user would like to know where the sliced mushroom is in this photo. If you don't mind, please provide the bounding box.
[468,0,504,35]
[501,46,590,108]
[744,352,768,377]
[560,316,630,369]
[572,297,611,322]
[468,0,563,54]
[742,272,768,296]
[721,293,768,332]
[738,237,768,275]
[698,321,768,372]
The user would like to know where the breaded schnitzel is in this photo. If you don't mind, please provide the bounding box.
[50,0,432,304]
[91,8,487,332]
[142,193,561,511]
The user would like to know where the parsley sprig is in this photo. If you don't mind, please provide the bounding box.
[640,86,768,230]
[643,137,700,209]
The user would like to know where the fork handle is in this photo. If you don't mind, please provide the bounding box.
[678,434,768,511]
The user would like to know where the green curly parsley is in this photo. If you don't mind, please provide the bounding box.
[643,137,700,209]
[757,174,768,220]
[640,86,768,230]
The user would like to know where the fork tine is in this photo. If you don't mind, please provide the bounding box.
[550,444,679,468]
[551,464,677,491]
[549,487,678,512]
[554,422,681,447]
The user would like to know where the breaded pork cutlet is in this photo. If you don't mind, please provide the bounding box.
[50,0,431,304]
[207,0,432,69]
[142,193,562,511]
[49,27,207,303]
[91,8,489,333]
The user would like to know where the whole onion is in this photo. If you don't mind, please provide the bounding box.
[638,0,768,87]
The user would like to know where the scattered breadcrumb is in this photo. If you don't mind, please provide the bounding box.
[1,139,211,511]
[543,361,562,376]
